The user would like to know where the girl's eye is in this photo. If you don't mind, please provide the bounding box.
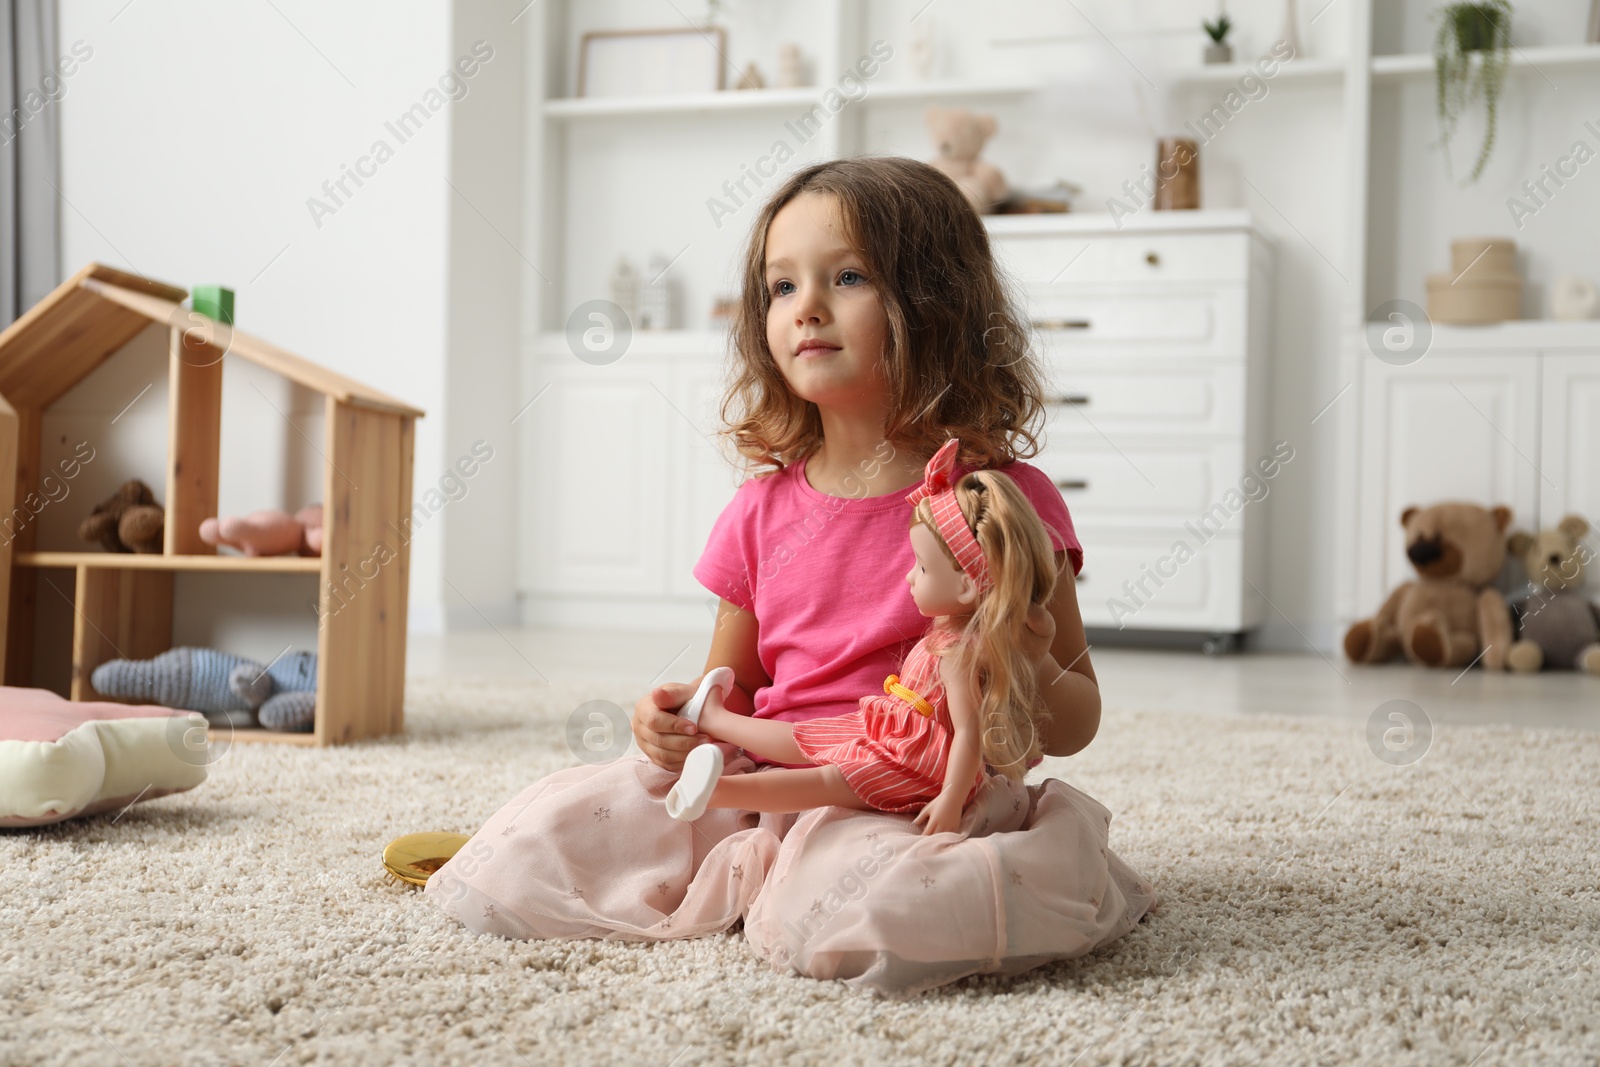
[771,280,795,297]
[838,269,865,286]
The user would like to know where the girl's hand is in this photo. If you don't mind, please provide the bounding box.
[632,682,706,771]
[912,793,965,836]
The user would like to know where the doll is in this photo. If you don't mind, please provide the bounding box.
[664,438,1060,836]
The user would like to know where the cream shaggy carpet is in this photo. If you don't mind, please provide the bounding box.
[3,676,1599,1067]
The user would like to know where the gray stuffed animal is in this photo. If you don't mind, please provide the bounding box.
[1506,515,1600,674]
[91,647,319,731]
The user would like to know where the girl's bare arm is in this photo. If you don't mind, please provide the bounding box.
[1023,549,1102,758]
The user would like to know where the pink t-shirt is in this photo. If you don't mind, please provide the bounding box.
[693,451,1083,729]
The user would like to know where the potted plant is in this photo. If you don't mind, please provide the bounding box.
[1434,0,1512,184]
[1202,14,1234,63]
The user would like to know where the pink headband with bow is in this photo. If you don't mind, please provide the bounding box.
[904,438,992,595]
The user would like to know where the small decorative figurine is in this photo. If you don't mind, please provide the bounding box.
[663,438,1060,836]
[638,255,673,330]
[609,257,639,324]
[734,61,765,90]
[775,43,805,88]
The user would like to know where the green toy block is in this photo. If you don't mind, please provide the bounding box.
[191,285,235,325]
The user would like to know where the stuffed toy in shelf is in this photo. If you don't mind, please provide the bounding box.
[78,479,165,553]
[91,647,319,732]
[199,504,323,557]
[926,106,1008,214]
[1505,515,1600,674]
[1344,502,1514,669]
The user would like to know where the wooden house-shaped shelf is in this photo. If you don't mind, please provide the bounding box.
[0,264,423,746]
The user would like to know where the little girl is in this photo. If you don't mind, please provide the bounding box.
[662,438,1058,838]
[427,156,1156,995]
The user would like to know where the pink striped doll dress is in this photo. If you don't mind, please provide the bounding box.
[791,623,984,813]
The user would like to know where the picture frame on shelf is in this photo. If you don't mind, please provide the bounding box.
[577,26,727,98]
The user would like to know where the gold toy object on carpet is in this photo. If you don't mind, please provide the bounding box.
[383,831,470,887]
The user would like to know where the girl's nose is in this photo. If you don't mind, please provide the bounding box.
[793,283,827,325]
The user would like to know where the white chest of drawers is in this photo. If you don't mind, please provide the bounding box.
[985,211,1275,650]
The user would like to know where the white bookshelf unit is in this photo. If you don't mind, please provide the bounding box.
[516,0,1600,648]
[1337,0,1600,636]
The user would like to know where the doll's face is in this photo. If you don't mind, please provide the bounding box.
[906,520,979,618]
[764,192,891,412]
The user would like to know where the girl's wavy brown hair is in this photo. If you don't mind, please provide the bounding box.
[720,156,1050,477]
[914,469,1058,778]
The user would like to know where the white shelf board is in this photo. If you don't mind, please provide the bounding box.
[1371,44,1600,82]
[983,208,1260,237]
[543,79,1045,120]
[1364,319,1600,351]
[540,63,1351,121]
[1171,56,1347,86]
[855,78,1042,102]
[543,87,819,120]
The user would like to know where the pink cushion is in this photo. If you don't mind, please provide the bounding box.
[0,686,209,827]
[1,685,192,742]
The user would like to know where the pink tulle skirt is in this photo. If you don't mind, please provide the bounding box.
[425,744,1157,996]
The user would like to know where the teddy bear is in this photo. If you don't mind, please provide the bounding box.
[1344,502,1515,669]
[926,106,1008,214]
[1504,514,1600,674]
[199,503,324,557]
[78,479,165,553]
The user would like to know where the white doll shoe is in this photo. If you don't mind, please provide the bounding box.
[665,743,724,822]
[677,666,735,726]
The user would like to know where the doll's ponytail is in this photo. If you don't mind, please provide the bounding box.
[917,470,1058,777]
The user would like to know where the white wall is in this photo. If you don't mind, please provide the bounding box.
[55,0,527,634]
[437,1,526,629]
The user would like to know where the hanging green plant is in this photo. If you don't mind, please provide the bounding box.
[1434,0,1512,185]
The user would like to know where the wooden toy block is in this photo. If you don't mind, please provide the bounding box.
[190,284,234,325]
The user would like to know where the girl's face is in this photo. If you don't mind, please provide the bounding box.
[763,191,891,410]
[906,520,979,618]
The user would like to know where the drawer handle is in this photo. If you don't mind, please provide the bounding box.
[1055,478,1089,491]
[1032,318,1091,331]
[1052,394,1091,406]
[1145,251,1161,266]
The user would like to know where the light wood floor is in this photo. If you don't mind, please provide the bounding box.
[408,628,1600,732]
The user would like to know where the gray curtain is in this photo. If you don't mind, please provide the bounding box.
[0,0,60,326]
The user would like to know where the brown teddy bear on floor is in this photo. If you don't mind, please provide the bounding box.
[1505,515,1600,674]
[1344,502,1514,669]
[78,479,165,554]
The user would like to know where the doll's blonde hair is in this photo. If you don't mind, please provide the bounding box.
[912,469,1058,778]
